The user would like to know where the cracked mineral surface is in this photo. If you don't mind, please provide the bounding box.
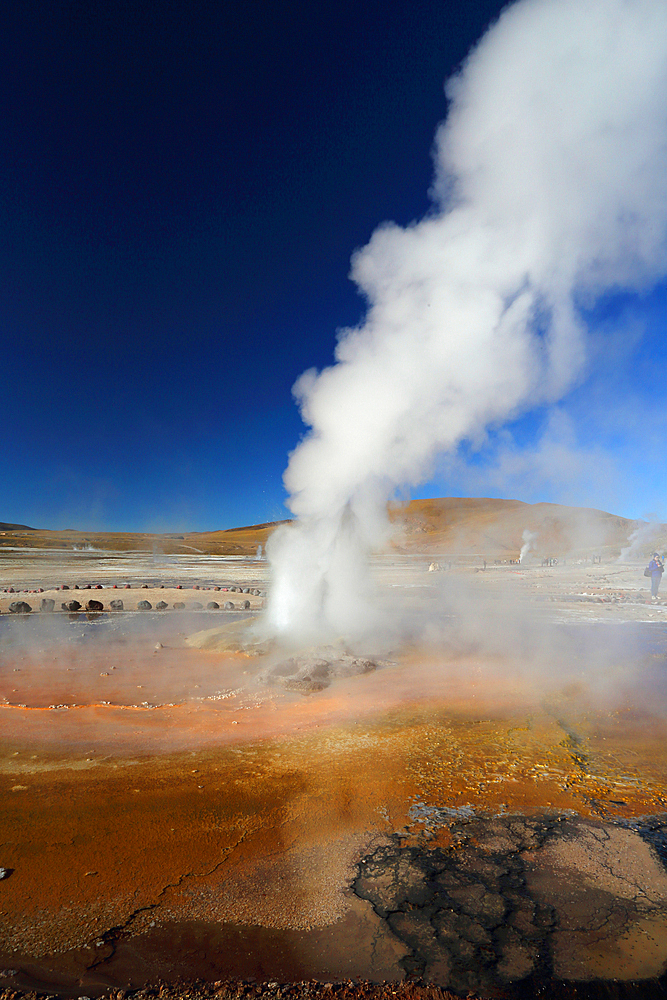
[4,553,667,996]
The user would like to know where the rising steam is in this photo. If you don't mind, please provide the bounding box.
[267,0,667,644]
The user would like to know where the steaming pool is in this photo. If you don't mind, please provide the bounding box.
[4,575,667,996]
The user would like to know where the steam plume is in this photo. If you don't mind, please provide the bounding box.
[267,0,667,644]
[519,530,537,564]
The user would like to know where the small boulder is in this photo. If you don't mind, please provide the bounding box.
[137,600,152,611]
[206,601,220,610]
[9,601,31,614]
[64,600,82,612]
[86,600,104,612]
[155,601,168,610]
[224,601,235,610]
[40,598,55,612]
[191,601,203,609]
[240,599,250,610]
[173,602,185,610]
[110,599,124,611]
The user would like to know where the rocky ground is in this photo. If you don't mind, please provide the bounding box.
[0,984,467,1000]
[3,549,667,998]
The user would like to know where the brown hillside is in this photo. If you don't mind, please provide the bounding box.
[389,497,642,560]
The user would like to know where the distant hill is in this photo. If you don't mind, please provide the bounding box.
[0,500,655,560]
[0,522,37,531]
[389,497,644,560]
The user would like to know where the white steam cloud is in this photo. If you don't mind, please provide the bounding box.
[519,529,538,564]
[267,0,667,644]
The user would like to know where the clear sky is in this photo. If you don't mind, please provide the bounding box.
[2,0,665,531]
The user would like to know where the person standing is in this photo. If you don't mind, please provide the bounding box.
[648,552,664,599]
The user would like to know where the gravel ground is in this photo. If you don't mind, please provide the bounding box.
[0,983,467,1000]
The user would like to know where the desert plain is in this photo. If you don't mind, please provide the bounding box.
[2,498,667,998]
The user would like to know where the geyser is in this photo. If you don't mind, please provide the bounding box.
[267,0,667,644]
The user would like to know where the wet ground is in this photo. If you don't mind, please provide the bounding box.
[3,555,667,997]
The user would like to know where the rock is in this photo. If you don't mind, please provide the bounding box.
[64,600,82,612]
[229,586,238,592]
[224,601,235,610]
[96,584,103,589]
[155,601,168,610]
[109,599,124,611]
[252,589,261,596]
[259,647,380,694]
[141,584,149,589]
[206,601,220,610]
[61,584,69,590]
[124,584,131,589]
[137,600,152,611]
[242,587,250,594]
[9,601,31,614]
[74,584,80,589]
[173,602,185,609]
[40,598,55,612]
[240,599,250,609]
[86,600,104,612]
[0,868,13,880]
[191,601,203,609]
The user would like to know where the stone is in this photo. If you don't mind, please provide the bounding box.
[242,587,250,594]
[155,601,168,610]
[86,600,104,612]
[241,599,250,609]
[137,600,152,611]
[40,598,55,612]
[206,601,220,610]
[64,600,82,612]
[9,601,31,614]
[110,599,124,611]
[224,601,235,610]
[173,602,185,609]
[61,584,69,590]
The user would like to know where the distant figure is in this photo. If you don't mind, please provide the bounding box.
[648,552,664,599]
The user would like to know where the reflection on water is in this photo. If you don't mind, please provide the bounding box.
[2,617,667,994]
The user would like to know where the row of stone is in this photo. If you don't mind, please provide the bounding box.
[2,584,262,594]
[5,599,252,614]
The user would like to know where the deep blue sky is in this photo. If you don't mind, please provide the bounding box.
[2,0,665,531]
